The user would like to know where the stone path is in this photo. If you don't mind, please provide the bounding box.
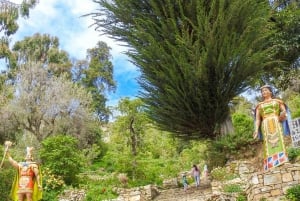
[153,179,212,201]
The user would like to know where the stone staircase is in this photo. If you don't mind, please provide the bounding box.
[59,161,300,201]
[153,179,212,201]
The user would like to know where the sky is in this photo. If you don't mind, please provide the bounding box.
[10,0,141,107]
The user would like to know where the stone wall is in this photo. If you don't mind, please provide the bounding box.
[106,185,160,201]
[58,189,86,201]
[57,162,300,201]
[246,163,300,201]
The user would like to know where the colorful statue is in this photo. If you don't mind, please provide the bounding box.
[253,85,291,171]
[5,142,42,201]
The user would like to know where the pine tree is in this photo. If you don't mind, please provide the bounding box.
[91,0,277,139]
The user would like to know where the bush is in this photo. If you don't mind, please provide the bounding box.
[0,165,15,201]
[223,184,242,193]
[40,135,83,185]
[79,172,118,201]
[236,193,247,201]
[286,94,300,119]
[205,113,256,169]
[287,147,300,163]
[42,167,65,191]
[286,184,300,201]
[210,167,237,181]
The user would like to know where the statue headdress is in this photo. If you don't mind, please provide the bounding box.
[260,84,273,96]
[25,147,34,160]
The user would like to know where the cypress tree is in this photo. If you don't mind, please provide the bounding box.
[91,0,276,139]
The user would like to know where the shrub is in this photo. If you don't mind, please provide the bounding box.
[205,112,257,169]
[236,193,247,201]
[40,135,83,185]
[286,184,300,201]
[210,167,237,181]
[223,184,242,193]
[80,173,118,201]
[287,147,300,163]
[0,165,15,201]
[42,167,65,192]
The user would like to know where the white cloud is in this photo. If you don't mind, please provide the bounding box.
[14,0,128,59]
[9,0,140,107]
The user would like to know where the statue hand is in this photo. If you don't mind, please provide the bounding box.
[4,141,13,148]
[253,131,258,139]
[279,115,286,122]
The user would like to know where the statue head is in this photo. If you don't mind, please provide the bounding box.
[25,147,34,161]
[260,84,273,98]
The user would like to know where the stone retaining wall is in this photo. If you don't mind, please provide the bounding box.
[246,163,300,201]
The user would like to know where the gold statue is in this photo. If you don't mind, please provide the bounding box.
[5,141,42,201]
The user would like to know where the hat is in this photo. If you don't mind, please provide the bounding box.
[25,147,34,160]
[260,85,272,90]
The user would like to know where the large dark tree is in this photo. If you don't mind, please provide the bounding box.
[90,0,279,139]
[268,1,300,90]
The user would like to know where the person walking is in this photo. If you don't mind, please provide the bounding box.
[191,164,200,187]
[203,164,208,178]
[182,172,188,191]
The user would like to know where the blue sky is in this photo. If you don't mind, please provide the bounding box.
[10,0,141,107]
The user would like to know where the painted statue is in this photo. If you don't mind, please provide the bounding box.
[5,142,42,201]
[253,85,291,171]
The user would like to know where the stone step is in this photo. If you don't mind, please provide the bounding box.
[153,181,212,201]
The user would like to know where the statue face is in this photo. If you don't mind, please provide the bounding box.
[261,87,272,99]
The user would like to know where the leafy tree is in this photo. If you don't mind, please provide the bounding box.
[268,1,300,89]
[12,33,72,77]
[11,34,115,123]
[286,92,300,118]
[40,135,83,185]
[111,98,148,179]
[1,63,94,143]
[0,0,38,67]
[91,0,277,139]
[75,41,116,122]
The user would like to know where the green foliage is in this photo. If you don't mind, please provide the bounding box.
[40,135,83,185]
[232,113,254,135]
[12,33,72,76]
[286,93,300,118]
[236,193,247,201]
[80,41,116,122]
[210,167,237,181]
[83,143,105,166]
[269,3,300,89]
[223,184,242,193]
[92,0,277,139]
[0,165,15,201]
[287,147,300,163]
[42,167,65,192]
[205,111,256,168]
[85,184,118,201]
[40,190,60,201]
[79,172,118,201]
[286,184,300,201]
[0,0,38,65]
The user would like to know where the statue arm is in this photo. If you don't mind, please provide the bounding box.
[279,103,287,122]
[6,152,19,169]
[32,164,42,190]
[253,106,261,139]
